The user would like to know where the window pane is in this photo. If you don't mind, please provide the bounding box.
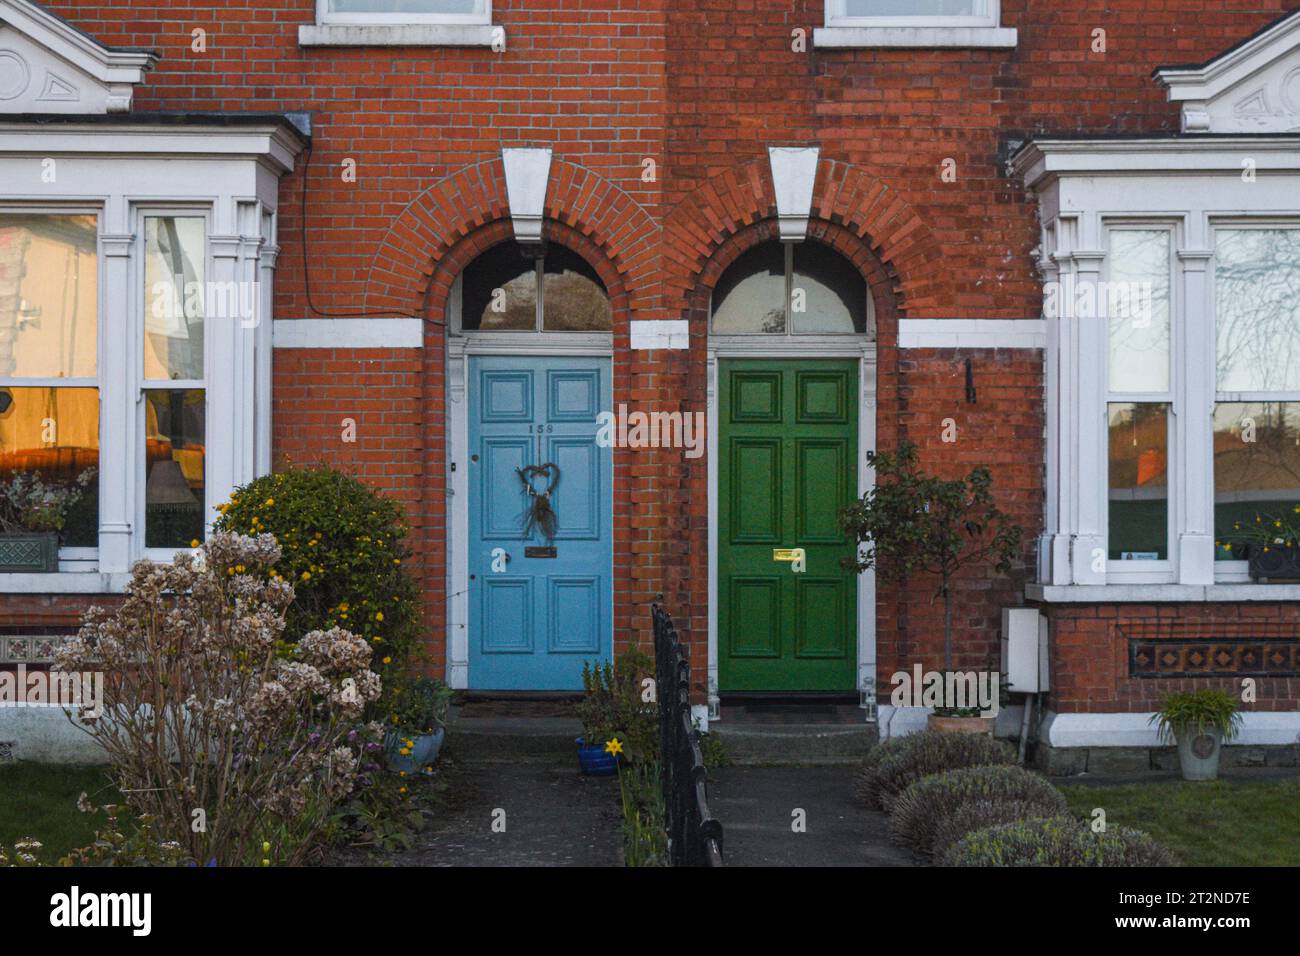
[0,387,99,547]
[145,389,205,549]
[843,0,980,15]
[328,0,484,13]
[542,246,611,332]
[791,242,867,334]
[144,217,205,381]
[0,214,97,378]
[461,242,537,331]
[1107,230,1170,393]
[1215,228,1300,392]
[711,243,786,334]
[1214,402,1300,560]
[1108,403,1169,560]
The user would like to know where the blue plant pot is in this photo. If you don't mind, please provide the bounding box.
[385,728,445,775]
[576,737,618,776]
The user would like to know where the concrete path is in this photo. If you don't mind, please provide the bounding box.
[401,754,622,867]
[707,765,916,867]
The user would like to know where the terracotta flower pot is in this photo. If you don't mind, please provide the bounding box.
[927,713,996,736]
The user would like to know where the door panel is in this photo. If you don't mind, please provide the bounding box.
[469,356,612,690]
[719,359,858,692]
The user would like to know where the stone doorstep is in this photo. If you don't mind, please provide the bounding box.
[709,721,879,765]
[446,714,585,761]
[1035,743,1300,777]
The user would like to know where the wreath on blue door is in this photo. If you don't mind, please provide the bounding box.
[516,463,560,543]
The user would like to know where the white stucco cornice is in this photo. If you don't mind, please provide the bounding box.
[1013,136,1300,189]
[0,0,157,113]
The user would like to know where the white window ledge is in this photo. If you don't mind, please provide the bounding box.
[813,26,1017,48]
[298,23,501,47]
[0,572,131,594]
[1026,583,1300,603]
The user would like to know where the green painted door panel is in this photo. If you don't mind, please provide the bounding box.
[718,360,858,692]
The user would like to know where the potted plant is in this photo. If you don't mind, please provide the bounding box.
[0,469,96,573]
[1150,689,1243,782]
[839,441,1022,734]
[575,651,657,775]
[1222,507,1300,581]
[384,675,452,775]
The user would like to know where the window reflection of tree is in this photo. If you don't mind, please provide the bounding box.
[1216,230,1300,392]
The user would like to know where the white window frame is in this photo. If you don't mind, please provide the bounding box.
[316,0,491,27]
[816,0,1016,48]
[0,204,103,571]
[134,206,212,565]
[1209,218,1300,582]
[1103,221,1178,585]
[825,0,998,29]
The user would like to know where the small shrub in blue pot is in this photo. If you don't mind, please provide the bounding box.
[574,652,657,775]
[384,675,452,775]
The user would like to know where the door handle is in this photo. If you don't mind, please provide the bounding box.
[772,548,806,572]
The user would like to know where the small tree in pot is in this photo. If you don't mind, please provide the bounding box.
[839,441,1022,731]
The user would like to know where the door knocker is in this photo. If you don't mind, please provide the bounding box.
[516,463,560,543]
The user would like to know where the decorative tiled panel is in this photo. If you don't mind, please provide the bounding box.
[0,634,68,664]
[1123,620,1300,678]
[1129,640,1300,678]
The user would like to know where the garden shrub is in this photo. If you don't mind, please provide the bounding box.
[854,731,1017,811]
[889,765,1067,854]
[576,648,658,765]
[214,467,422,671]
[930,798,1067,859]
[940,815,1179,867]
[55,532,384,866]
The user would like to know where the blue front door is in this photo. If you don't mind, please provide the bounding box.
[468,355,613,690]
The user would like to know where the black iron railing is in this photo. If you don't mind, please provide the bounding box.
[651,603,723,867]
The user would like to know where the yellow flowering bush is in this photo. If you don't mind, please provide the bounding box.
[214,467,423,671]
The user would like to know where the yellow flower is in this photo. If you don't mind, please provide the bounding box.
[399,786,408,795]
[375,612,385,622]
[190,539,200,549]
[604,737,623,756]
[393,559,401,565]
[265,498,274,507]
[300,571,311,581]
[383,656,392,665]
[262,841,271,853]
[261,859,270,867]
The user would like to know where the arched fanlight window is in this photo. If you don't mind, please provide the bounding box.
[710,240,869,335]
[460,241,612,332]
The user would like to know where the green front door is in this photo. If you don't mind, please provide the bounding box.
[718,360,858,692]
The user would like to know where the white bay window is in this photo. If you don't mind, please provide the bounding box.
[1016,137,1300,598]
[0,120,302,589]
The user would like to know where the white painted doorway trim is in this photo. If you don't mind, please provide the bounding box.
[706,335,878,724]
[444,281,614,688]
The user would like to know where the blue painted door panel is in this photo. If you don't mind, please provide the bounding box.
[468,356,612,690]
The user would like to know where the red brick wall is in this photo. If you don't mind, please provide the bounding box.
[1043,604,1300,713]
[9,0,1297,705]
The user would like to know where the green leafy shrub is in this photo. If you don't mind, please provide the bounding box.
[854,731,1017,811]
[619,761,667,867]
[889,765,1067,854]
[940,815,1179,867]
[931,798,1067,859]
[386,675,453,736]
[214,467,422,670]
[1150,689,1242,744]
[576,649,658,765]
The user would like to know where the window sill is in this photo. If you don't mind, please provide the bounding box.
[0,572,131,594]
[1026,582,1300,604]
[813,26,1018,49]
[298,23,501,48]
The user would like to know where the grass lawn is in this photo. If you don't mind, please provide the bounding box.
[1060,776,1300,866]
[0,762,122,862]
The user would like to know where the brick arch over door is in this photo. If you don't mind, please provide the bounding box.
[362,157,658,319]
[663,156,945,319]
[407,212,640,679]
